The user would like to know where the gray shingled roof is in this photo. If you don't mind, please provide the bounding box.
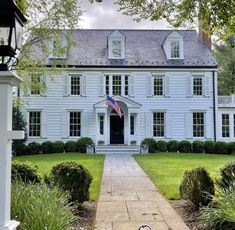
[50,29,218,68]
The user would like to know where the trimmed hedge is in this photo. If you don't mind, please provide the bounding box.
[65,141,77,153]
[205,141,215,154]
[215,141,228,155]
[179,140,191,153]
[41,141,53,154]
[50,161,93,203]
[12,161,41,183]
[28,142,41,155]
[141,138,156,153]
[52,141,65,153]
[192,140,205,153]
[167,140,179,152]
[156,140,167,152]
[180,167,215,208]
[76,137,93,153]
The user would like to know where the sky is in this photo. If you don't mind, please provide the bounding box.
[79,0,171,29]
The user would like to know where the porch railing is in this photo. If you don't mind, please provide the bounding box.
[218,95,235,107]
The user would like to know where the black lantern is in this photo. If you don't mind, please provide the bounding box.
[0,0,27,70]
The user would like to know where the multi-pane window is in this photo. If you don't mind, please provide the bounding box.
[105,75,109,95]
[222,114,230,138]
[130,115,135,135]
[100,115,104,135]
[29,111,41,137]
[112,40,121,58]
[153,75,164,96]
[153,112,165,137]
[193,75,203,95]
[193,112,204,137]
[71,75,81,95]
[124,75,129,96]
[31,76,41,95]
[112,75,122,95]
[171,41,180,58]
[69,112,81,137]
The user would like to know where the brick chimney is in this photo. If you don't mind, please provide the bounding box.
[199,23,211,50]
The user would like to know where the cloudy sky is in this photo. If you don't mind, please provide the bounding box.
[79,0,171,29]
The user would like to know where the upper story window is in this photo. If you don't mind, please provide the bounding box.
[193,75,203,96]
[49,35,67,59]
[163,31,184,60]
[153,75,164,96]
[105,74,131,96]
[108,30,125,59]
[71,74,81,95]
[31,76,41,95]
[171,41,180,58]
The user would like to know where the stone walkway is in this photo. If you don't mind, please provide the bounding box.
[94,154,189,230]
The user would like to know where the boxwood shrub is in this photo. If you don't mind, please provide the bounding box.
[205,141,215,154]
[179,140,191,153]
[52,141,65,153]
[179,167,214,208]
[41,141,53,154]
[215,141,228,155]
[65,141,77,153]
[167,140,179,152]
[219,161,235,190]
[156,140,167,152]
[192,140,205,153]
[141,138,156,153]
[12,161,41,183]
[227,142,235,155]
[28,142,41,155]
[76,137,93,153]
[50,161,93,203]
[12,142,28,156]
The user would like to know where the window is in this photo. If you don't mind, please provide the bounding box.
[69,112,81,137]
[100,115,104,135]
[153,112,165,137]
[171,41,180,58]
[193,112,204,137]
[105,75,109,95]
[124,75,129,96]
[222,114,230,138]
[112,40,122,58]
[49,36,67,59]
[112,75,122,95]
[153,75,164,96]
[130,115,135,135]
[193,75,203,96]
[29,111,41,137]
[71,74,81,95]
[31,76,41,95]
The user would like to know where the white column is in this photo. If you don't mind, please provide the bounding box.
[0,71,24,230]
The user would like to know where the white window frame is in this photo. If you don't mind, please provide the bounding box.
[222,113,230,138]
[152,112,165,137]
[192,112,205,138]
[192,74,204,96]
[69,111,81,137]
[108,38,125,59]
[153,74,164,96]
[28,111,41,138]
[70,74,81,96]
[170,40,180,59]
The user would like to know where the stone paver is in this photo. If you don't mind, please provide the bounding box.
[95,154,189,230]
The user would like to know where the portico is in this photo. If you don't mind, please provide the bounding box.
[93,95,142,145]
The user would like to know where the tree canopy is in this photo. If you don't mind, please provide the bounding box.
[116,0,235,40]
[213,37,235,95]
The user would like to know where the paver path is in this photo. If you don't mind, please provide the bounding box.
[94,154,189,230]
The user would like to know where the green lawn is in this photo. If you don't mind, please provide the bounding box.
[134,153,235,200]
[14,153,105,201]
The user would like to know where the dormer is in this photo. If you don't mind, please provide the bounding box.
[108,30,125,60]
[48,34,67,59]
[163,31,184,60]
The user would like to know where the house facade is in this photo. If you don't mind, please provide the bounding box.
[22,29,234,146]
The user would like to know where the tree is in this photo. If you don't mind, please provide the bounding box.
[116,0,235,40]
[213,37,235,95]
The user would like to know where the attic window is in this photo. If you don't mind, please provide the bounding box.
[112,40,122,58]
[170,41,180,58]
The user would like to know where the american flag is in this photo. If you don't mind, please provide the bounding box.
[106,96,122,118]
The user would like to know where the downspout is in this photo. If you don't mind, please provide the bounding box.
[212,71,217,141]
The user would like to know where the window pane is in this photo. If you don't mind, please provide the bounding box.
[171,41,180,58]
[153,112,164,137]
[222,114,230,137]
[71,75,81,95]
[193,112,204,137]
[29,111,41,137]
[153,75,164,96]
[105,75,109,95]
[70,112,81,136]
[112,75,122,95]
[193,75,203,96]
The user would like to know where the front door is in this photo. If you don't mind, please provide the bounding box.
[110,115,124,144]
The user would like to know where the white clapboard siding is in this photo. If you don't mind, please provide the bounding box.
[165,112,171,138]
[41,110,48,138]
[81,111,88,136]
[99,75,105,96]
[129,75,135,96]
[63,74,70,96]
[205,75,210,97]
[164,74,170,97]
[146,74,153,97]
[81,75,87,96]
[185,112,192,139]
[186,75,192,97]
[146,112,152,137]
[61,110,68,138]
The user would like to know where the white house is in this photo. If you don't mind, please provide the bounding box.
[21,29,234,149]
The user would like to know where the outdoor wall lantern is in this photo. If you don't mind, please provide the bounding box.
[0,0,27,70]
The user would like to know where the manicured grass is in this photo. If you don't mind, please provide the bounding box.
[134,153,235,200]
[14,153,105,201]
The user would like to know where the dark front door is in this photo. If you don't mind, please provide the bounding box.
[110,115,124,144]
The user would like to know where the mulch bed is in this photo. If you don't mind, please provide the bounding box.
[74,201,97,230]
[170,200,205,230]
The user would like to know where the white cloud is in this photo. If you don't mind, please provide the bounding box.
[79,0,171,29]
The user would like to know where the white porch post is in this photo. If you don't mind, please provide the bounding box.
[0,71,24,230]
